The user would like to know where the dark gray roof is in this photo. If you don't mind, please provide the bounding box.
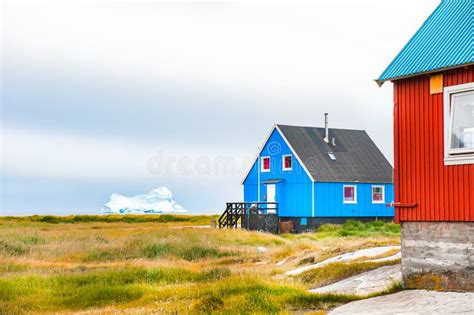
[277,125,393,183]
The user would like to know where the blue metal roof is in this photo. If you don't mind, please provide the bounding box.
[377,0,473,85]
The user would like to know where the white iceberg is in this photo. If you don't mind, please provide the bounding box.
[102,187,188,214]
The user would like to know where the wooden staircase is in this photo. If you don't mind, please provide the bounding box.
[218,203,245,228]
[218,202,279,228]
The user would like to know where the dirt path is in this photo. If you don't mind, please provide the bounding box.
[329,290,474,315]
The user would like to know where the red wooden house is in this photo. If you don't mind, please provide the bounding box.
[377,0,473,291]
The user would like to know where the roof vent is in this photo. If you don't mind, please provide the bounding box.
[331,137,336,146]
[327,152,336,161]
[323,113,330,143]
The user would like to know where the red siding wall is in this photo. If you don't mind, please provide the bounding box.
[393,66,474,222]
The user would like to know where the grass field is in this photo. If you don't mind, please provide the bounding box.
[0,215,401,314]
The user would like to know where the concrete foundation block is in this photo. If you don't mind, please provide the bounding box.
[401,221,474,291]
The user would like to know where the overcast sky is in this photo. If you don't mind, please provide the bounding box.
[1,0,440,215]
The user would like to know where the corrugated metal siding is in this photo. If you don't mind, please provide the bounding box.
[378,0,473,83]
[314,182,394,217]
[394,66,474,222]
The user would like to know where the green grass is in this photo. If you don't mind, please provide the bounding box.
[82,240,234,262]
[0,262,28,274]
[191,275,362,313]
[0,240,28,256]
[0,269,401,314]
[0,218,401,313]
[227,232,285,246]
[144,243,232,261]
[0,268,364,314]
[0,266,232,313]
[20,235,46,245]
[0,214,218,225]
[314,220,400,238]
[298,260,401,288]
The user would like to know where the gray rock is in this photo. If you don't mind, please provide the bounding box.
[310,265,401,296]
[330,290,474,315]
[287,246,400,276]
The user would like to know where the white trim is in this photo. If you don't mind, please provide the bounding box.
[444,155,474,165]
[257,156,260,202]
[275,125,315,182]
[282,154,293,171]
[371,185,385,204]
[311,182,315,217]
[443,83,474,165]
[241,125,278,184]
[343,185,357,204]
[261,156,271,172]
[240,124,316,184]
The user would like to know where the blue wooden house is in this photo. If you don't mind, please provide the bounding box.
[238,115,394,232]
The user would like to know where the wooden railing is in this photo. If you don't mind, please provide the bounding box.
[218,202,279,228]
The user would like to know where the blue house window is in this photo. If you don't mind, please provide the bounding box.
[372,185,385,204]
[343,185,357,204]
[261,156,270,172]
[282,155,292,171]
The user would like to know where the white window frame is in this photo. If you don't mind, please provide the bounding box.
[261,156,271,172]
[343,185,357,204]
[371,185,385,204]
[444,82,474,165]
[282,154,292,171]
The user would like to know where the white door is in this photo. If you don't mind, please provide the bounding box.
[266,184,276,213]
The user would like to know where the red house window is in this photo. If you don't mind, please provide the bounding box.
[444,83,474,165]
[343,185,357,203]
[282,155,292,171]
[372,185,385,204]
[261,156,270,172]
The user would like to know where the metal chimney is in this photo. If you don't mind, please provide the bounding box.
[324,113,329,143]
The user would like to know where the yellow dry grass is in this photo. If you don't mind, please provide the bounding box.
[0,216,400,314]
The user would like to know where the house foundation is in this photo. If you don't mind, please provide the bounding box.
[241,213,279,234]
[401,222,474,291]
[281,216,393,233]
[241,215,393,234]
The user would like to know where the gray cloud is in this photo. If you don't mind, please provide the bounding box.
[1,0,439,214]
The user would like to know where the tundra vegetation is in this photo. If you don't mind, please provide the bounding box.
[0,215,400,314]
